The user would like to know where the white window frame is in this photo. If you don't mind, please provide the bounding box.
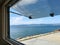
[2,0,25,45]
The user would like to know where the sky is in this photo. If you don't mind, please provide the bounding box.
[10,0,60,25]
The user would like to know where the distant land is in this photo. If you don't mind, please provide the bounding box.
[10,24,60,28]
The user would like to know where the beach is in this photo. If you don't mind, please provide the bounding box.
[17,30,60,45]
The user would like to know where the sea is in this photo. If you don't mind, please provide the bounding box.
[10,24,60,39]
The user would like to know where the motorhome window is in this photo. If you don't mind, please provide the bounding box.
[10,0,60,45]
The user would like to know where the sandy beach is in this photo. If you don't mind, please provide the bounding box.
[17,30,60,45]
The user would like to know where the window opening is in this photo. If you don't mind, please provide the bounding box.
[10,0,60,45]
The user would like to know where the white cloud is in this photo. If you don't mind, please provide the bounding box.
[10,16,30,25]
[10,15,60,25]
[10,16,42,25]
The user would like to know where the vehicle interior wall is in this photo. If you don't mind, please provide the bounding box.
[0,1,9,45]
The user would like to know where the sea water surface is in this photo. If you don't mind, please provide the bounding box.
[10,24,60,39]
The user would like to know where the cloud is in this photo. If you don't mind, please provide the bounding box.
[10,16,43,25]
[10,16,30,25]
[10,15,60,25]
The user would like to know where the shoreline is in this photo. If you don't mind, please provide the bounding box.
[17,30,60,42]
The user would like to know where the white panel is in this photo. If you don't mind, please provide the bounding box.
[11,0,60,19]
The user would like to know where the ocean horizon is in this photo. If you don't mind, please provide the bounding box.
[10,24,60,39]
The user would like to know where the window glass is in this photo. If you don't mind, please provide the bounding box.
[10,0,60,45]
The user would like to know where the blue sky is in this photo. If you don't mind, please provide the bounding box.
[10,0,60,25]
